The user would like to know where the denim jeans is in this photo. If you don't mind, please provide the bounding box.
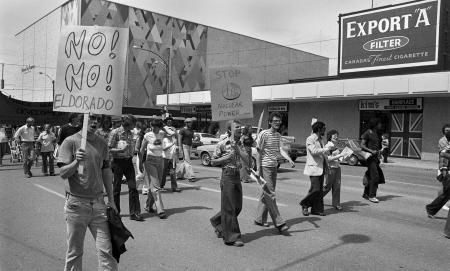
[323,167,341,206]
[210,167,243,244]
[255,166,285,227]
[21,142,35,174]
[41,151,54,174]
[182,144,195,179]
[112,158,141,215]
[144,155,165,214]
[64,194,117,271]
[161,158,178,189]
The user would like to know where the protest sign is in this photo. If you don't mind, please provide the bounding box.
[54,26,128,116]
[210,66,253,121]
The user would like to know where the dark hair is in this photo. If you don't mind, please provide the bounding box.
[100,115,112,129]
[269,112,282,122]
[242,125,252,136]
[122,114,137,124]
[442,124,450,134]
[164,116,173,123]
[326,129,338,142]
[68,113,80,122]
[368,118,380,129]
[151,119,164,128]
[226,120,242,132]
[312,121,326,133]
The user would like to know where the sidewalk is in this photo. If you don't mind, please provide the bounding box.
[381,157,437,171]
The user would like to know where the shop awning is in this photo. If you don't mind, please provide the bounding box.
[156,71,450,106]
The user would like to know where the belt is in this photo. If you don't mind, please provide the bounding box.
[113,157,133,161]
[66,192,104,202]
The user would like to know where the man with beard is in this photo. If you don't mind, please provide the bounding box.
[300,121,331,216]
[426,124,450,220]
[254,112,294,233]
[210,120,248,246]
[109,114,143,221]
[57,114,118,270]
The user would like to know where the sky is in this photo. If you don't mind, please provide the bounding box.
[0,0,411,84]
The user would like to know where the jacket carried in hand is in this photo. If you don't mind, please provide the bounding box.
[107,207,134,263]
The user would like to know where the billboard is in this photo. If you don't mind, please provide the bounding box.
[339,0,441,74]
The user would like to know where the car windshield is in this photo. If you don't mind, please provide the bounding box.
[200,133,216,138]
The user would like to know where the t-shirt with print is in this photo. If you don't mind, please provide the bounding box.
[57,132,108,199]
[142,131,164,157]
[257,129,281,168]
[37,131,56,152]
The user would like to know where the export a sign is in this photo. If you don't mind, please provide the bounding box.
[339,0,441,73]
[359,98,423,111]
[210,66,253,121]
[54,26,128,116]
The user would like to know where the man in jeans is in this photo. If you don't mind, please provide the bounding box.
[254,112,294,233]
[57,114,118,270]
[37,124,57,176]
[14,117,36,178]
[178,118,195,181]
[109,114,144,221]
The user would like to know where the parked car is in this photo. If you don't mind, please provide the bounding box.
[194,132,220,145]
[335,138,368,166]
[288,142,307,161]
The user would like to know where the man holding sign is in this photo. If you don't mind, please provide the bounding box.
[210,120,248,247]
[57,115,118,270]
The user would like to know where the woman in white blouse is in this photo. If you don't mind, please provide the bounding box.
[139,119,167,219]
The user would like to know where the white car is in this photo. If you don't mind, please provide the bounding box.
[194,132,220,145]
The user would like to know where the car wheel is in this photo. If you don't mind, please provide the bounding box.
[251,157,257,171]
[201,152,211,166]
[348,155,359,166]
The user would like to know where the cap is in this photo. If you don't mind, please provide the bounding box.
[184,118,193,123]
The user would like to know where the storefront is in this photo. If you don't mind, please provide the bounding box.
[359,98,424,159]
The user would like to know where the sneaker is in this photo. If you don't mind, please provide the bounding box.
[158,212,167,219]
[427,213,436,219]
[333,205,343,211]
[362,194,369,200]
[368,197,379,203]
[232,239,244,247]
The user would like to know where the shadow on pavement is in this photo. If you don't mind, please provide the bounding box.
[242,216,322,243]
[376,194,402,202]
[325,200,370,215]
[164,205,213,218]
[270,233,371,271]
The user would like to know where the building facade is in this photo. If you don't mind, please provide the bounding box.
[11,0,328,112]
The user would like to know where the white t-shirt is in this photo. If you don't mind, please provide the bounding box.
[143,131,164,157]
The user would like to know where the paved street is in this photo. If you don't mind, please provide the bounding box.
[1,156,449,271]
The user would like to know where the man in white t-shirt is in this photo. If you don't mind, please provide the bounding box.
[14,117,36,178]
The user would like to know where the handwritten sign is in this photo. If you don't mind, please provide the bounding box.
[210,66,253,121]
[54,26,128,116]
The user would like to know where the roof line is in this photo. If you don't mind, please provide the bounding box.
[15,0,73,36]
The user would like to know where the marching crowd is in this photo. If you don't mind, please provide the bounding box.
[3,112,449,270]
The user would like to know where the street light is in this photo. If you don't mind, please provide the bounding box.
[132,45,171,118]
[38,71,55,100]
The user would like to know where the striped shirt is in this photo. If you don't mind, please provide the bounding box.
[257,129,281,167]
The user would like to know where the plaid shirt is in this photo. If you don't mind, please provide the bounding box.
[213,136,241,169]
[108,126,135,159]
